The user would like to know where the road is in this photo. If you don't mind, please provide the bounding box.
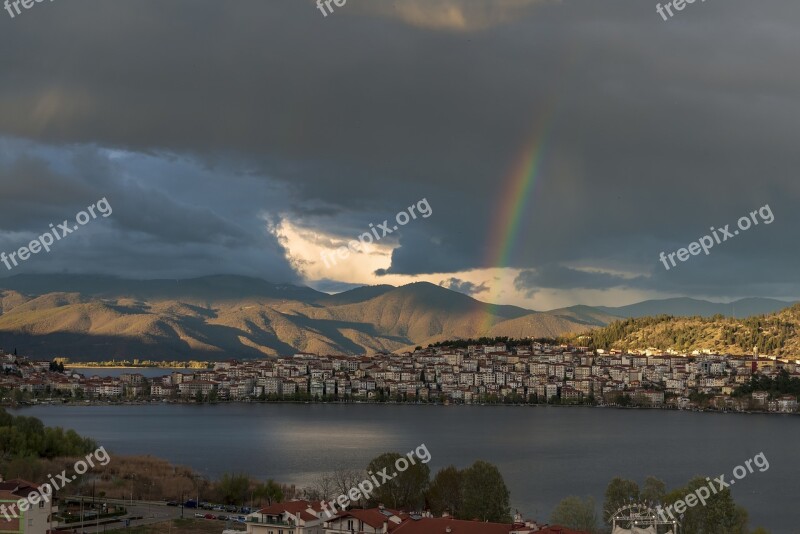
[58,500,185,533]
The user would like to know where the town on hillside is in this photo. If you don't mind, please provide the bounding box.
[1,343,798,413]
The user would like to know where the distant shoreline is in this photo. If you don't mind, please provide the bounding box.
[67,366,193,370]
[5,399,796,417]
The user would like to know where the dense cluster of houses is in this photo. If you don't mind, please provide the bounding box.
[245,500,587,534]
[1,344,798,412]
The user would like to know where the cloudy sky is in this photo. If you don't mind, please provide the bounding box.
[0,0,798,310]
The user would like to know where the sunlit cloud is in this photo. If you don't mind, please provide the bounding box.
[358,0,553,31]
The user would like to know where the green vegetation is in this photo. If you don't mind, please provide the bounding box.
[0,408,98,488]
[215,473,285,507]
[216,473,251,505]
[550,496,600,534]
[366,452,430,510]
[426,465,462,516]
[428,336,563,349]
[583,305,800,355]
[551,475,768,534]
[320,454,511,523]
[253,479,284,506]
[0,408,96,459]
[733,369,800,398]
[459,461,511,522]
[665,477,749,534]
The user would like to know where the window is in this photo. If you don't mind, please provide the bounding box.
[347,519,354,531]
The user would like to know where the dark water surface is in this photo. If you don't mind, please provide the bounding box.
[11,404,797,532]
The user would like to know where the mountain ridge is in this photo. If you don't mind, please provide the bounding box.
[0,274,794,361]
[0,275,587,360]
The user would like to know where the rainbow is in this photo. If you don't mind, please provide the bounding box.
[479,110,555,334]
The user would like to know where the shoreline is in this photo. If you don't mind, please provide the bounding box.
[66,366,199,370]
[4,399,795,417]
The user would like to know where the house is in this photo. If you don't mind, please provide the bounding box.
[178,380,218,397]
[324,508,407,534]
[751,391,769,407]
[247,500,325,534]
[323,508,590,534]
[0,478,57,534]
[776,395,797,413]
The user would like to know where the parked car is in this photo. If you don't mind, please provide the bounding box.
[226,505,238,513]
[204,513,216,520]
[166,501,179,506]
[217,514,228,521]
[184,500,198,509]
[194,513,205,519]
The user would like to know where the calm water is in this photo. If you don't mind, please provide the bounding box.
[9,404,797,532]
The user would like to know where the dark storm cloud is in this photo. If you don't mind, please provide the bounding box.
[514,266,651,295]
[0,0,798,298]
[0,140,299,282]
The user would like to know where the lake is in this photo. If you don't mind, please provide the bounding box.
[9,404,796,533]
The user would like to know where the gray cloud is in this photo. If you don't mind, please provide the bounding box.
[439,277,490,296]
[0,0,798,301]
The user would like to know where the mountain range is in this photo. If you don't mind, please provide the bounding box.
[0,274,793,361]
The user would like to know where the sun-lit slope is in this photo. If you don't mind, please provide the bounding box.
[583,304,800,356]
[544,305,622,327]
[302,282,522,339]
[0,290,31,314]
[487,312,594,338]
[0,276,602,360]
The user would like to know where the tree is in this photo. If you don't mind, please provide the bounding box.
[664,477,748,534]
[303,471,337,502]
[426,466,462,517]
[641,476,666,505]
[603,478,639,522]
[331,468,366,505]
[254,479,283,506]
[366,453,429,510]
[460,461,510,522]
[550,496,600,534]
[217,473,251,505]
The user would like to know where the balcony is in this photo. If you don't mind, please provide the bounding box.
[247,516,293,527]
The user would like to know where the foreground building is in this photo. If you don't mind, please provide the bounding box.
[246,500,326,534]
[247,501,589,534]
[0,478,56,534]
